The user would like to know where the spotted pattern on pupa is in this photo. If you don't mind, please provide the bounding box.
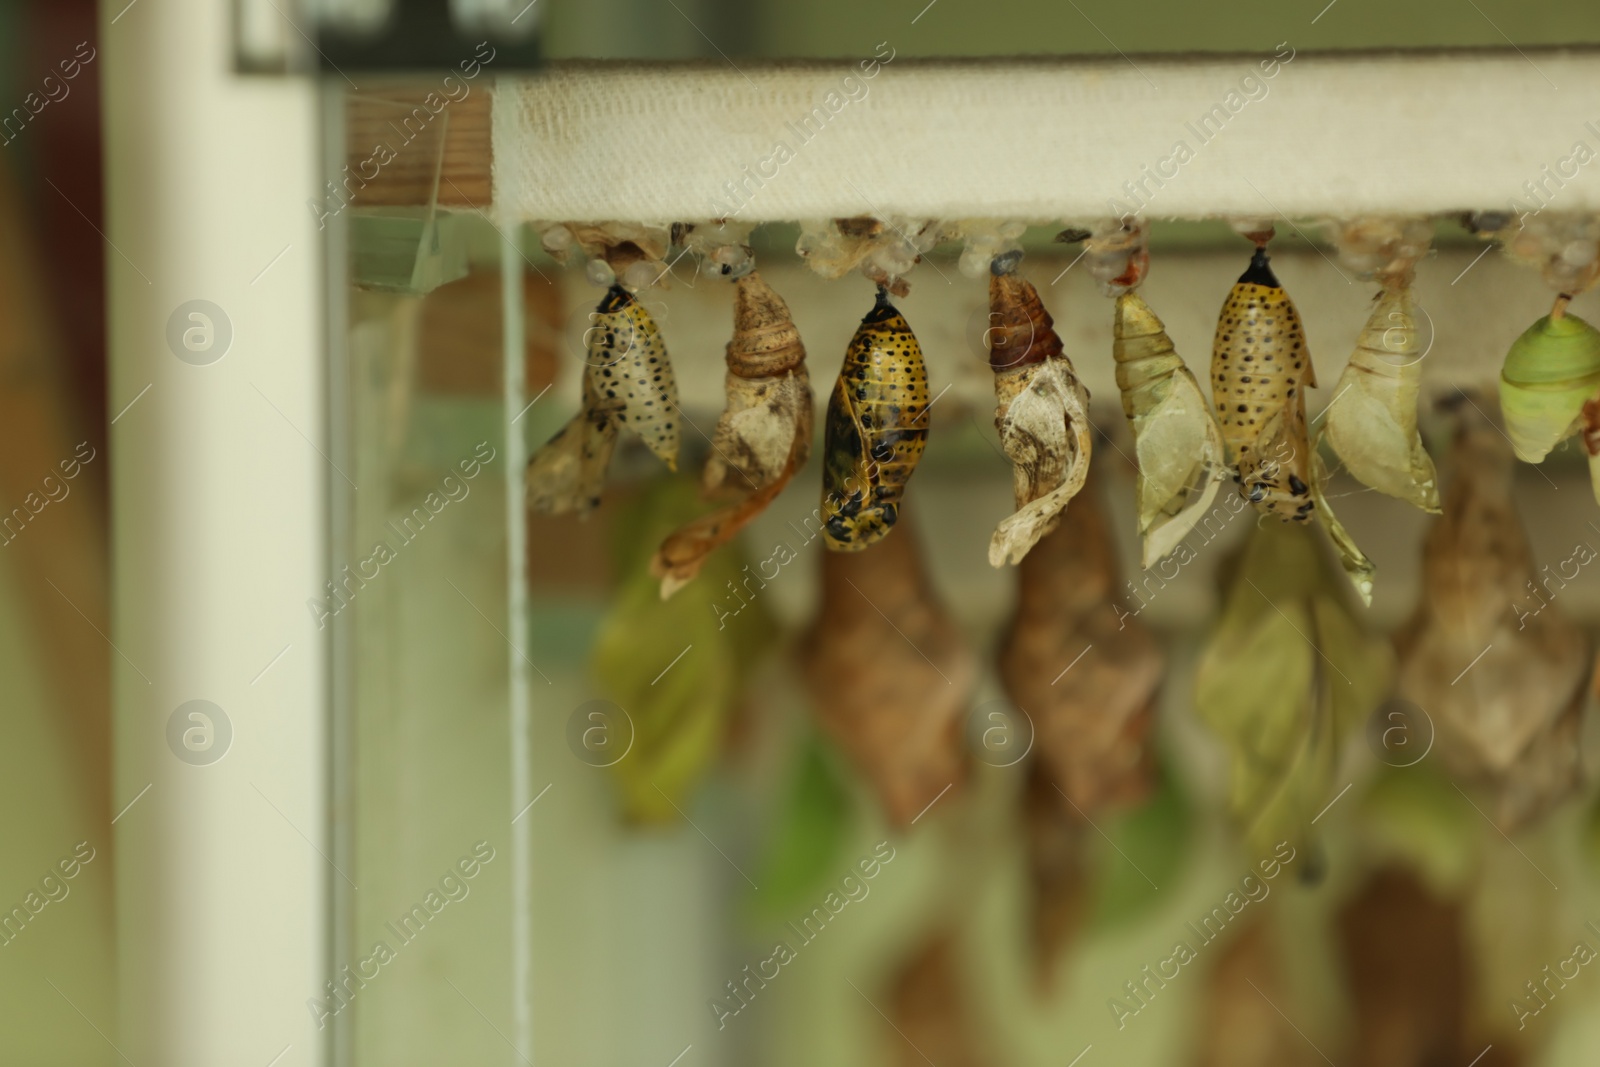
[590,285,680,470]
[1210,248,1316,523]
[821,289,930,551]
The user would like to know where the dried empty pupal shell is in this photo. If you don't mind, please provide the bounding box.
[652,272,813,597]
[1113,290,1227,568]
[526,287,679,515]
[704,271,811,491]
[1499,300,1600,465]
[1320,287,1441,513]
[820,288,931,551]
[800,511,975,827]
[1195,521,1392,860]
[1395,402,1590,832]
[987,272,1093,567]
[524,370,620,517]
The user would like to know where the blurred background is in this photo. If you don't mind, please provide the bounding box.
[9,2,1600,1066]
[0,2,112,1064]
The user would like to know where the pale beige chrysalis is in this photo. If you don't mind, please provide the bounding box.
[652,271,813,597]
[1320,287,1439,512]
[1113,290,1228,568]
[1319,218,1440,514]
[987,270,1093,568]
[700,271,811,494]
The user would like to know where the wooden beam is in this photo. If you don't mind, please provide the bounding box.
[345,79,492,209]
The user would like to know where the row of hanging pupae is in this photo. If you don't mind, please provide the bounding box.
[524,218,1600,605]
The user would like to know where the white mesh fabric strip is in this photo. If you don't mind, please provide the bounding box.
[492,51,1600,223]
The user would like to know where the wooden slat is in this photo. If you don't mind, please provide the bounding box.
[345,78,492,209]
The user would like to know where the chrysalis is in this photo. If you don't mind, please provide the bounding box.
[1213,244,1375,602]
[1194,521,1391,861]
[800,511,974,827]
[523,368,621,517]
[1320,287,1441,512]
[1487,219,1600,500]
[1499,295,1600,501]
[590,480,776,824]
[1318,217,1439,513]
[1113,290,1228,567]
[997,467,1161,815]
[700,271,812,493]
[986,268,1093,567]
[750,736,854,919]
[590,285,679,467]
[1211,246,1317,522]
[1395,398,1590,831]
[999,468,1162,989]
[819,288,930,551]
[526,286,679,515]
[652,271,813,597]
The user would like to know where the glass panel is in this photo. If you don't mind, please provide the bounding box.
[328,73,1600,1067]
[330,96,522,1054]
